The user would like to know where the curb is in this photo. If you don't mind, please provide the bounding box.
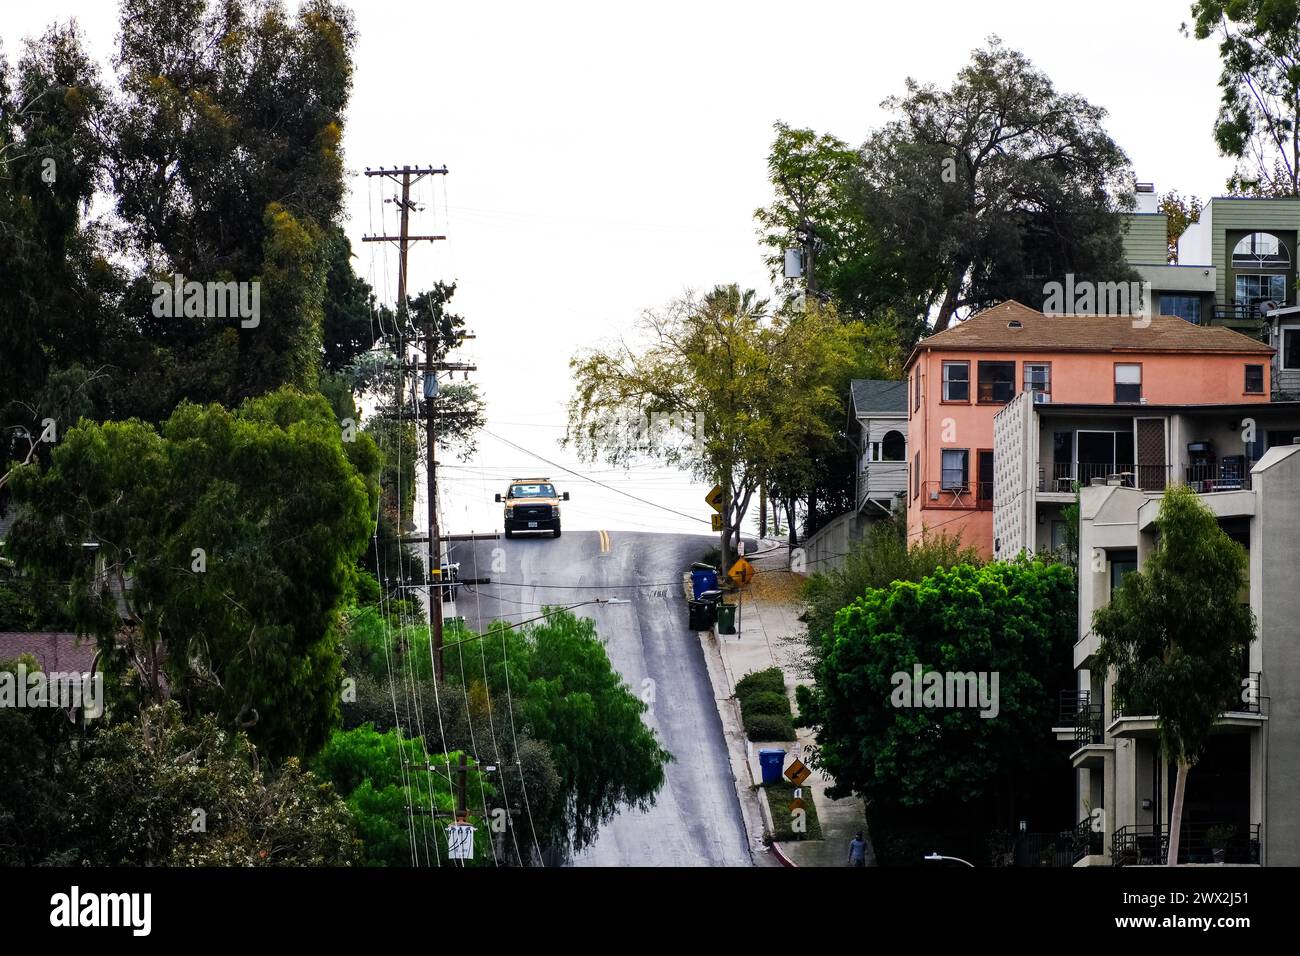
[771,841,798,867]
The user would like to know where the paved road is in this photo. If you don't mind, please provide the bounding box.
[450,528,752,866]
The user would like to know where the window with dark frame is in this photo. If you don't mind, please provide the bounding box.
[913,451,920,499]
[977,361,1015,403]
[1245,364,1264,394]
[942,361,969,402]
[1110,554,1138,601]
[1284,329,1300,371]
[1114,364,1142,403]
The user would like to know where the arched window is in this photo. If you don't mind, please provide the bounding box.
[881,430,906,462]
[1232,232,1289,269]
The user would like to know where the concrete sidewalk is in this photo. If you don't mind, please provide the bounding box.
[691,540,872,867]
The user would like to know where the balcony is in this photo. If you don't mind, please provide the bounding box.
[1110,673,1264,740]
[1041,462,1170,494]
[1058,689,1089,726]
[1111,823,1261,866]
[1211,304,1270,342]
[921,481,993,510]
[1185,461,1252,493]
[1112,673,1261,721]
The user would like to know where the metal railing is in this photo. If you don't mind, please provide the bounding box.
[1047,462,1171,492]
[1071,816,1104,863]
[921,481,993,510]
[1112,823,1261,866]
[1111,672,1261,721]
[1185,461,1253,492]
[1074,702,1104,749]
[1059,689,1090,726]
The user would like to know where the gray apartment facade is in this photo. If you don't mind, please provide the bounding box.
[993,391,1300,864]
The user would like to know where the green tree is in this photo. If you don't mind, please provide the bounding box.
[464,610,672,857]
[567,286,892,565]
[1159,190,1203,262]
[755,124,916,330]
[8,388,380,760]
[106,0,357,408]
[66,703,360,866]
[0,655,76,865]
[798,519,982,678]
[1188,1,1300,196]
[321,225,380,373]
[1093,485,1256,865]
[0,24,121,442]
[313,724,494,866]
[799,560,1075,856]
[860,37,1135,331]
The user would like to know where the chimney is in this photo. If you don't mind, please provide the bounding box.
[1134,181,1158,215]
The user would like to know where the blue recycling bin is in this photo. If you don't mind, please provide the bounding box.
[759,748,786,785]
[691,568,718,599]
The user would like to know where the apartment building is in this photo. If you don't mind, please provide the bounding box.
[1044,443,1300,866]
[905,300,1272,556]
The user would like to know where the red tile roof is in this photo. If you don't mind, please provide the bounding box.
[905,300,1274,369]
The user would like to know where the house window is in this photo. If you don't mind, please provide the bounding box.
[1235,273,1288,310]
[912,451,920,499]
[913,372,921,411]
[1024,363,1051,395]
[1110,553,1138,600]
[977,361,1015,403]
[1245,364,1265,394]
[940,449,968,490]
[1050,520,1068,552]
[881,429,905,461]
[1159,294,1201,324]
[1284,329,1300,370]
[1114,364,1142,403]
[942,361,969,402]
[1232,232,1289,269]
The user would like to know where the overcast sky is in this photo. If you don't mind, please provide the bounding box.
[4,0,1239,535]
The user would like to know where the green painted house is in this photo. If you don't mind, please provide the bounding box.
[1122,185,1300,395]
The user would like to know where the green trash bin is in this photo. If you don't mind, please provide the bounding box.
[716,601,737,635]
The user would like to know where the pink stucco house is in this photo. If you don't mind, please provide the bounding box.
[904,301,1275,556]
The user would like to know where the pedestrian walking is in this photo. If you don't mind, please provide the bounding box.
[848,831,866,867]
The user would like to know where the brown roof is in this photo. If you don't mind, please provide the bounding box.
[905,300,1274,368]
[0,632,98,673]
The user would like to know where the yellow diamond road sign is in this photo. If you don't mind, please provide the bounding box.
[705,484,725,514]
[728,557,754,588]
[785,758,811,786]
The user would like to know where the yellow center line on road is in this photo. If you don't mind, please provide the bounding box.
[598,529,611,554]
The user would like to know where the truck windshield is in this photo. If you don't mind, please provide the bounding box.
[510,484,555,498]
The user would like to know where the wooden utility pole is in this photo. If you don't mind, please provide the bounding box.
[364,164,451,678]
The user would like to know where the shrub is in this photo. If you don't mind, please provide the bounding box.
[736,667,785,700]
[743,712,795,742]
[741,690,792,718]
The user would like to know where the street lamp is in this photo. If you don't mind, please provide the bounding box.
[925,852,974,867]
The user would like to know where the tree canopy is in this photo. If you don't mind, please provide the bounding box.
[798,558,1075,861]
[1189,0,1300,196]
[8,388,380,760]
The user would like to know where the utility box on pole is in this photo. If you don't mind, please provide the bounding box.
[783,247,803,279]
